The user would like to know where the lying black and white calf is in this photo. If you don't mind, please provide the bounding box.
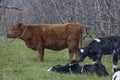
[47,60,82,74]
[77,36,120,71]
[48,60,109,76]
[112,68,120,80]
[81,62,109,76]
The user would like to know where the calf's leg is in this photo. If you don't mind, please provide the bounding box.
[68,43,76,62]
[112,53,118,72]
[68,48,74,63]
[96,50,103,63]
[75,49,80,61]
[38,48,44,62]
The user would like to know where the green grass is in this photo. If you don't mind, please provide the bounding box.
[0,38,117,80]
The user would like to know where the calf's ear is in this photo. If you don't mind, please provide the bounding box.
[18,23,24,28]
[17,23,25,31]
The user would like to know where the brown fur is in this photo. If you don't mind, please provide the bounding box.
[7,22,83,62]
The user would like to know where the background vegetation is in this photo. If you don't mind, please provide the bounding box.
[0,0,120,38]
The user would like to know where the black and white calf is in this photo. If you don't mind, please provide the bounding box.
[47,60,82,74]
[48,60,109,76]
[77,36,120,71]
[112,68,120,80]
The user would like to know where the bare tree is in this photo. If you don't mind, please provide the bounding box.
[0,0,24,36]
[0,0,120,41]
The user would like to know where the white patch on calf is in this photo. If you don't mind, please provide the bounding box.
[80,49,85,53]
[112,71,120,80]
[94,38,101,43]
[81,65,84,73]
[47,67,53,71]
[92,61,97,64]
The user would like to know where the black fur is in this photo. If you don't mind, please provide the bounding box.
[78,36,120,66]
[82,63,109,76]
[113,68,120,72]
[48,60,82,74]
[48,60,109,76]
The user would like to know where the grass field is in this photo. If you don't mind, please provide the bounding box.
[0,38,117,80]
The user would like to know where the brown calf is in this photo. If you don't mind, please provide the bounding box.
[7,22,83,62]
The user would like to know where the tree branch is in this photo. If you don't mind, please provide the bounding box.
[0,6,22,11]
